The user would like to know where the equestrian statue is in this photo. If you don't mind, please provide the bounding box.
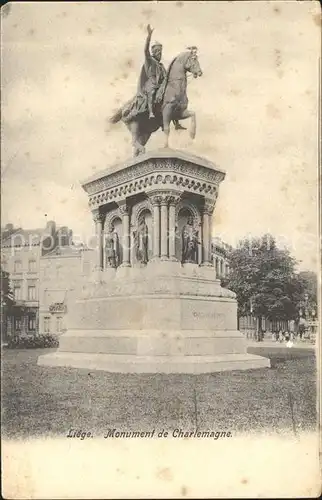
[109,24,203,157]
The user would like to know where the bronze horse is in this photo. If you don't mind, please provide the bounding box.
[109,50,203,156]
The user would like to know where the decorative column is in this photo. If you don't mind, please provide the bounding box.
[119,203,131,267]
[168,194,180,261]
[150,195,161,259]
[202,209,210,264]
[201,199,215,266]
[92,209,104,270]
[198,221,203,265]
[160,195,168,260]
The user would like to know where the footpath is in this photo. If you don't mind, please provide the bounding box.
[247,339,316,350]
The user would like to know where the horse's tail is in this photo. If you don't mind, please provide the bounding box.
[109,107,123,124]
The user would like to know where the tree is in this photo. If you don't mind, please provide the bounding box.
[1,268,14,306]
[1,267,15,341]
[222,234,305,324]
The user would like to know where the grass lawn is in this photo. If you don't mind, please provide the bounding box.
[2,347,317,439]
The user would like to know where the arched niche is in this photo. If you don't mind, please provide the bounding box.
[130,200,153,264]
[104,209,123,266]
[176,202,202,263]
[105,208,121,232]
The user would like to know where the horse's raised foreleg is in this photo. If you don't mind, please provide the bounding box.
[178,109,196,139]
[162,104,173,148]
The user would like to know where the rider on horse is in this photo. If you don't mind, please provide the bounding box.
[138,26,166,119]
[109,25,202,156]
[133,25,186,130]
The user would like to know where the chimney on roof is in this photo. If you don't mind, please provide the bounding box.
[68,229,73,244]
[45,221,56,235]
[58,226,69,247]
[41,220,57,255]
[2,223,15,240]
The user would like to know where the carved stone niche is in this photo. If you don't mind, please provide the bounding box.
[130,197,153,265]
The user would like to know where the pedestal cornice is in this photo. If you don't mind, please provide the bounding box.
[83,150,225,210]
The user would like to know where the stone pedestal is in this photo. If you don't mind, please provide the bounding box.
[38,149,269,373]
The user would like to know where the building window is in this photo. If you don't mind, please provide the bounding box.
[28,313,37,332]
[28,259,37,272]
[15,317,22,331]
[14,260,22,272]
[14,284,22,301]
[44,316,51,333]
[56,316,63,333]
[27,285,37,301]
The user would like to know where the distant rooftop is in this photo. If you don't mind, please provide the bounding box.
[1,227,45,248]
[1,222,73,250]
[211,237,233,255]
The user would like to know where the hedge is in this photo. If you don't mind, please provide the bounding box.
[6,334,59,349]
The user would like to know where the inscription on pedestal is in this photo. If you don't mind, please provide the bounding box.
[192,311,224,321]
[181,300,236,330]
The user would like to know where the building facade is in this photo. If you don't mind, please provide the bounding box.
[1,221,73,337]
[211,236,231,279]
[39,246,94,335]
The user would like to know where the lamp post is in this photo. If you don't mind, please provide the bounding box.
[250,297,255,341]
[304,293,309,319]
[310,307,317,344]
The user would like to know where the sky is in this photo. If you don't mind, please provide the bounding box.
[1,1,321,271]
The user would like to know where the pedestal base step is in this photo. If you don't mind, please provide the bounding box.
[37,351,270,374]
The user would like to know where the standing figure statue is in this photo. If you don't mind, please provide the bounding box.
[110,25,203,156]
[181,216,200,264]
[134,216,149,264]
[105,223,120,269]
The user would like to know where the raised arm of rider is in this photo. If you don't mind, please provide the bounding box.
[144,32,152,62]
